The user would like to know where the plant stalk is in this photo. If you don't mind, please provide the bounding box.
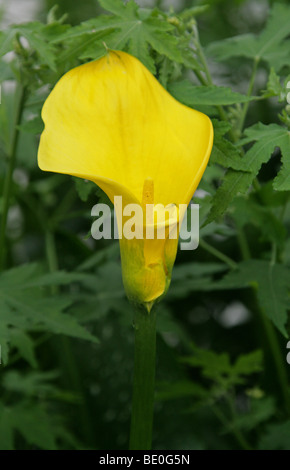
[129,307,157,450]
[0,84,26,270]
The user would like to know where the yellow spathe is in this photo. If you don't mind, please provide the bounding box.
[38,50,213,308]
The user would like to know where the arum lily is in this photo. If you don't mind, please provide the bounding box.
[38,49,213,451]
[38,50,213,309]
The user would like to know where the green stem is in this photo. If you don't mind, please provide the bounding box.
[237,57,259,135]
[0,84,26,270]
[45,230,59,271]
[237,228,251,260]
[129,307,157,450]
[212,404,252,450]
[199,239,238,270]
[193,35,236,140]
[226,395,252,450]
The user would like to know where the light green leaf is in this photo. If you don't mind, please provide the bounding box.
[210,120,249,171]
[3,370,60,396]
[0,30,17,57]
[169,80,255,106]
[182,345,263,389]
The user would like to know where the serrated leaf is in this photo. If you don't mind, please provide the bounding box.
[89,1,182,73]
[0,264,99,360]
[0,29,17,57]
[210,120,249,171]
[169,80,255,106]
[205,169,253,225]
[99,0,137,18]
[206,123,290,223]
[17,23,57,70]
[241,123,290,191]
[232,197,286,247]
[3,370,60,396]
[182,345,263,389]
[207,4,290,70]
[210,260,290,337]
[265,68,284,98]
[9,330,38,368]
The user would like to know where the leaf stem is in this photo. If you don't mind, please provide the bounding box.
[237,228,251,260]
[129,307,157,450]
[0,84,26,270]
[212,403,252,450]
[237,57,259,135]
[226,394,252,450]
[192,34,236,140]
[199,239,238,270]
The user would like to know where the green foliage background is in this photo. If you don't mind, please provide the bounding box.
[0,0,290,450]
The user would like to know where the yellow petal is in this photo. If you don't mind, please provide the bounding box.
[38,50,214,308]
[38,50,213,206]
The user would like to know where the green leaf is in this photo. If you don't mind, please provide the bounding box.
[9,330,38,368]
[241,123,290,191]
[10,404,57,450]
[232,197,286,247]
[17,23,57,70]
[17,116,44,134]
[265,68,284,99]
[182,345,263,389]
[226,397,276,433]
[259,421,290,450]
[207,4,290,70]
[3,370,59,396]
[99,0,136,18]
[0,404,14,450]
[73,262,128,322]
[210,260,290,337]
[0,264,99,360]
[205,169,253,225]
[210,120,249,171]
[73,177,97,202]
[206,123,290,223]
[0,30,17,57]
[168,262,227,300]
[95,0,182,73]
[169,80,255,106]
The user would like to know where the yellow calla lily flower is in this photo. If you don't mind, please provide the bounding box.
[38,50,213,309]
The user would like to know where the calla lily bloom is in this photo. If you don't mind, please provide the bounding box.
[38,50,213,310]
